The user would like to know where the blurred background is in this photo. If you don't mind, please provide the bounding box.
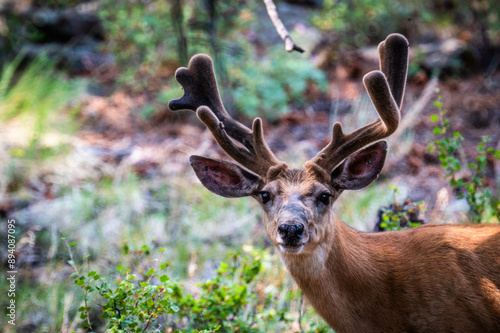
[0,0,499,331]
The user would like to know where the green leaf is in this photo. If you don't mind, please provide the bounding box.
[430,114,438,122]
[159,274,169,283]
[147,298,154,308]
[146,267,155,276]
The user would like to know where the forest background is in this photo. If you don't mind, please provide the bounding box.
[1,0,499,332]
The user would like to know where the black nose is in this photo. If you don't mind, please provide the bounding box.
[278,223,304,244]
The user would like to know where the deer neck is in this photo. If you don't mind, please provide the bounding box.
[278,213,386,329]
[279,213,380,279]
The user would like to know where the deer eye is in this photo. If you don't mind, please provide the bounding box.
[259,191,271,204]
[317,193,331,205]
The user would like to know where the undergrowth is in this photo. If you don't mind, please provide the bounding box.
[427,89,500,223]
[377,186,425,231]
[61,239,331,333]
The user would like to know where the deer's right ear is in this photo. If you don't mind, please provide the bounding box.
[189,155,263,198]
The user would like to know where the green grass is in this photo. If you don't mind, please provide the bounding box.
[0,55,85,200]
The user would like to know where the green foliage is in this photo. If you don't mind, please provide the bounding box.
[379,186,424,231]
[172,250,289,332]
[0,55,84,198]
[97,258,179,332]
[229,50,326,120]
[97,0,255,90]
[311,0,500,50]
[64,240,291,332]
[427,89,500,223]
[455,1,500,44]
[38,0,86,7]
[311,0,419,47]
[0,56,83,152]
[98,0,175,90]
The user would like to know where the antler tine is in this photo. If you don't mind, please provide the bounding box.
[378,33,409,108]
[169,54,287,179]
[169,54,254,152]
[306,34,409,177]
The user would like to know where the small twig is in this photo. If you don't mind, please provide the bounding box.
[263,0,304,53]
[298,292,305,332]
[146,249,164,283]
[62,235,93,330]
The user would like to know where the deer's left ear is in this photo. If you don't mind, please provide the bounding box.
[190,155,263,198]
[330,141,387,190]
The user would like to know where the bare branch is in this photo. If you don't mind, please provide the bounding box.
[263,0,305,53]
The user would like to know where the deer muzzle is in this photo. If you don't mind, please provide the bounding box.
[276,203,309,252]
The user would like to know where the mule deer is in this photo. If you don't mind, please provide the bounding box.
[169,34,500,332]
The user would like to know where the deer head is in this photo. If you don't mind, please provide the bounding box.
[169,34,408,261]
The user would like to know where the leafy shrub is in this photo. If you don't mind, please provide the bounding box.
[97,0,255,89]
[376,186,425,232]
[311,0,500,52]
[311,0,419,48]
[171,252,289,332]
[229,50,326,120]
[427,89,500,223]
[64,239,290,332]
[98,0,176,90]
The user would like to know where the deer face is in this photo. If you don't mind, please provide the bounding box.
[190,141,387,256]
[255,169,337,255]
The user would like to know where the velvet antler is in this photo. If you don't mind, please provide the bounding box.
[305,33,409,176]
